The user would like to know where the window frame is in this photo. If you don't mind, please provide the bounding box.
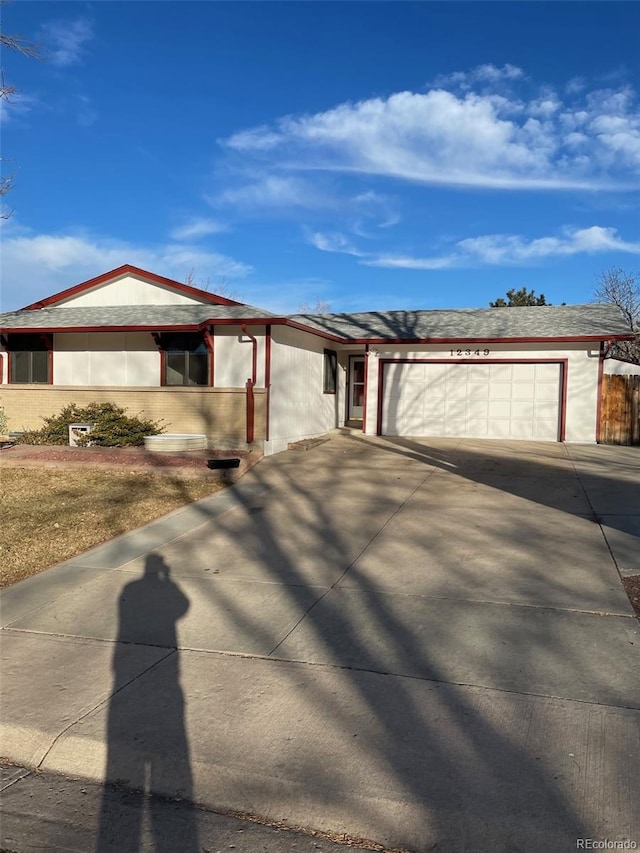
[159,332,210,387]
[7,334,52,385]
[323,349,338,395]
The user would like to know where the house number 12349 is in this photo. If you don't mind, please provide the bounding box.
[450,348,491,357]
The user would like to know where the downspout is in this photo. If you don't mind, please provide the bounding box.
[0,352,3,384]
[265,325,271,442]
[241,323,257,444]
[596,340,606,444]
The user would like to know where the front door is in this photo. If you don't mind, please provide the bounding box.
[348,356,365,421]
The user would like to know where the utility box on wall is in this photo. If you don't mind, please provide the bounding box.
[68,423,94,446]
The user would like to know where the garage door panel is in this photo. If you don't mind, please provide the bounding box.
[472,420,489,437]
[535,401,558,419]
[513,382,536,399]
[489,382,514,399]
[489,400,512,418]
[490,364,514,381]
[445,399,467,417]
[490,419,512,438]
[381,361,561,441]
[511,420,535,439]
[535,363,559,379]
[467,400,489,418]
[468,382,490,400]
[535,382,560,401]
[466,364,489,381]
[448,382,469,400]
[422,417,445,433]
[512,401,535,419]
[514,363,537,381]
[535,419,558,436]
[402,412,429,433]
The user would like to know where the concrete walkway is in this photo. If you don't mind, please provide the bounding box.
[1,435,639,852]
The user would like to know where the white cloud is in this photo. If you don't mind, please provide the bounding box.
[0,227,252,310]
[0,91,37,125]
[308,231,364,257]
[566,77,586,95]
[40,19,94,67]
[308,224,640,270]
[222,72,640,191]
[434,64,525,90]
[351,190,400,229]
[170,218,228,240]
[364,255,453,270]
[213,175,329,209]
[457,226,640,264]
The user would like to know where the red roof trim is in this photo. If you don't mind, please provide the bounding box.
[20,264,247,310]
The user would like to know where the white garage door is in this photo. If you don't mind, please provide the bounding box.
[381,361,562,440]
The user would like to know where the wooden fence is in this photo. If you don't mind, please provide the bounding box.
[600,374,640,445]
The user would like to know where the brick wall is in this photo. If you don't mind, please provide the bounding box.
[0,385,266,444]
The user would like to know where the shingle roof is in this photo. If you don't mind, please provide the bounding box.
[0,301,631,341]
[288,303,632,341]
[0,303,275,330]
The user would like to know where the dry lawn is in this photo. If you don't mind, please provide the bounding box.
[0,468,225,587]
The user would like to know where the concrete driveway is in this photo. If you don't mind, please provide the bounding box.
[1,435,639,852]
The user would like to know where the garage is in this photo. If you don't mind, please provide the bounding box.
[380,360,564,440]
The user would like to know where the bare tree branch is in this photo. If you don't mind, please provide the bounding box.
[595,267,640,363]
[0,3,40,217]
[184,269,240,301]
[297,299,332,314]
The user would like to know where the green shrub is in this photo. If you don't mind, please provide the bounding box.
[18,402,165,447]
[0,407,8,436]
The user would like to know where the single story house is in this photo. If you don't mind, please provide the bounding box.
[0,264,634,454]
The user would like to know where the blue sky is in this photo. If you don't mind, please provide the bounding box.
[1,1,639,314]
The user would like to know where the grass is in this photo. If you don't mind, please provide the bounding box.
[0,468,226,588]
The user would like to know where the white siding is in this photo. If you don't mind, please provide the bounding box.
[58,275,208,307]
[0,341,6,385]
[604,358,640,376]
[213,326,265,388]
[265,326,342,455]
[366,342,601,443]
[54,333,159,386]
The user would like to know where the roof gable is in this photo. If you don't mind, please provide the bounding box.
[21,264,246,310]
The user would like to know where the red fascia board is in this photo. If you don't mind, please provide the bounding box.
[20,264,247,310]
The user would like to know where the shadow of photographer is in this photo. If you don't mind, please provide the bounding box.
[97,553,198,852]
